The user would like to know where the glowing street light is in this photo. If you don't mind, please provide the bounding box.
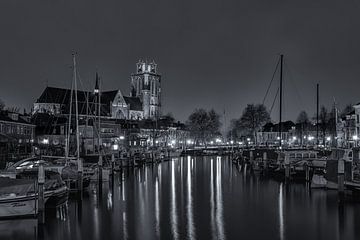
[326,136,331,141]
[353,135,358,141]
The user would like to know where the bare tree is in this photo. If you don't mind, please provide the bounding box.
[319,106,329,146]
[231,104,270,144]
[296,111,309,146]
[187,108,221,146]
[340,104,354,118]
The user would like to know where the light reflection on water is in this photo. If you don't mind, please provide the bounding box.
[0,156,360,240]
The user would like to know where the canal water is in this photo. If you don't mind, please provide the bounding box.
[1,156,360,240]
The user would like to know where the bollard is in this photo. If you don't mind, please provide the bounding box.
[284,154,290,181]
[98,155,103,187]
[263,152,268,170]
[305,163,310,182]
[249,150,254,162]
[78,158,83,200]
[111,154,115,183]
[38,163,45,224]
[338,159,345,202]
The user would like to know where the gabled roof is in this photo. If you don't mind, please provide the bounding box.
[35,87,125,116]
[36,87,119,106]
[123,96,143,111]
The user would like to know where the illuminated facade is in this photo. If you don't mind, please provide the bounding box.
[33,61,162,121]
[131,61,162,119]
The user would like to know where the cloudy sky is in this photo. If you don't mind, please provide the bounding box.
[1,0,360,125]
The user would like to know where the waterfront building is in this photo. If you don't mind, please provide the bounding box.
[31,61,164,154]
[33,61,162,121]
[0,110,35,166]
[130,61,162,119]
[256,121,296,146]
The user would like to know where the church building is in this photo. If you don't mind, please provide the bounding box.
[33,61,162,121]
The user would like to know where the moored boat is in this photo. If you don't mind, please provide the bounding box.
[0,178,42,219]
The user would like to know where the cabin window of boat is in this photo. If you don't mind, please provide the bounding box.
[304,153,309,158]
[290,153,295,159]
[310,153,316,158]
[349,152,353,158]
[296,153,302,158]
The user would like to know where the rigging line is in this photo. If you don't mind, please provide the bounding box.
[284,62,304,110]
[262,57,281,105]
[270,86,280,116]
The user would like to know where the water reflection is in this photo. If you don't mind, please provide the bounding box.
[279,183,285,240]
[1,156,360,240]
[170,160,179,240]
[187,156,195,239]
[215,156,225,240]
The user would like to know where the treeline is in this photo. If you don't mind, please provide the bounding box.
[185,103,355,145]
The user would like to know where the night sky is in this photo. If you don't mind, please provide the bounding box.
[1,0,360,125]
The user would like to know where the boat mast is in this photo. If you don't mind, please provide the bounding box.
[96,72,101,155]
[65,67,74,163]
[73,54,80,161]
[316,83,319,146]
[279,54,283,147]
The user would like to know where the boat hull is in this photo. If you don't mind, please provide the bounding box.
[0,195,48,219]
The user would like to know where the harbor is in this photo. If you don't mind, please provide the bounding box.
[0,156,359,240]
[2,0,360,239]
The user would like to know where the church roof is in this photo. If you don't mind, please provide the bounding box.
[36,86,119,105]
[123,96,143,111]
[35,86,122,116]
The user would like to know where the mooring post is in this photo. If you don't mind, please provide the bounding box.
[263,151,268,170]
[132,152,135,167]
[305,163,310,182]
[38,163,45,225]
[78,158,83,200]
[249,150,254,162]
[111,154,115,183]
[284,154,290,181]
[338,159,345,202]
[98,155,103,187]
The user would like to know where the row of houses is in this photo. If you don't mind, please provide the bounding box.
[256,103,360,148]
[0,61,189,162]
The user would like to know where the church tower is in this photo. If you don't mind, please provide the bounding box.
[130,60,161,119]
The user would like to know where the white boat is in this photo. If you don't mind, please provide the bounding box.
[0,178,48,219]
